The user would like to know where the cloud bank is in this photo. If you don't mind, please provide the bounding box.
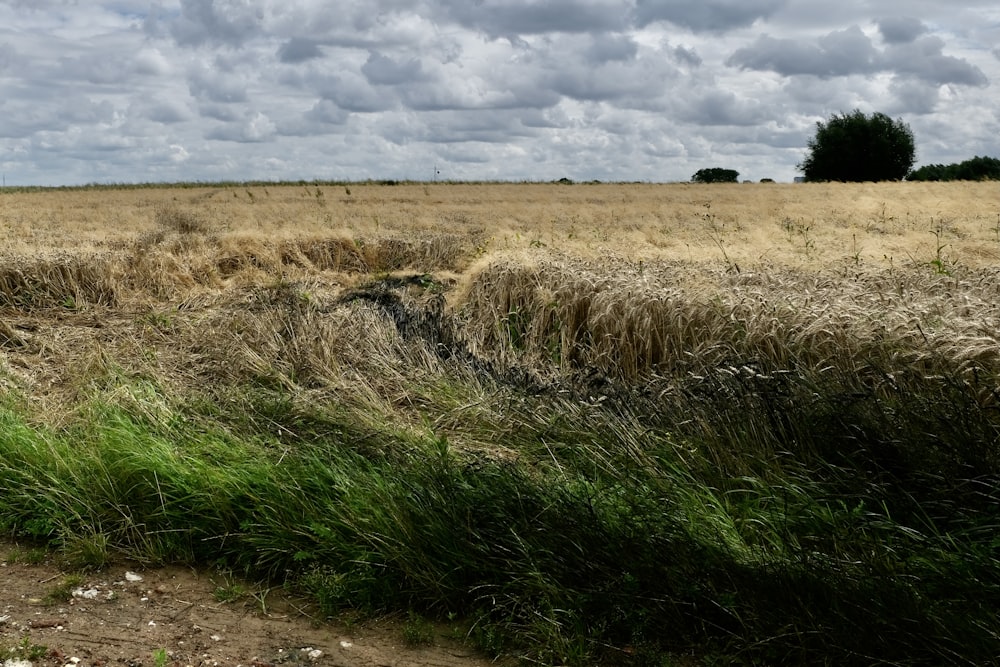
[0,0,996,184]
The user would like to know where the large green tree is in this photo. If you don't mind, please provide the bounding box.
[798,110,915,182]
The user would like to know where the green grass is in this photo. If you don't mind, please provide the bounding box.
[0,637,49,662]
[403,611,436,646]
[44,574,84,605]
[0,362,998,664]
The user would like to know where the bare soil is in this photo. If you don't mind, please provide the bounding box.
[0,544,496,667]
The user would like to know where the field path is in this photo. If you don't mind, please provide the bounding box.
[0,543,495,667]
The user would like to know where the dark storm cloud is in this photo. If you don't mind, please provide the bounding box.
[729,25,987,87]
[634,0,787,31]
[877,17,927,44]
[277,37,323,63]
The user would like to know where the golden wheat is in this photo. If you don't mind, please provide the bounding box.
[0,182,998,413]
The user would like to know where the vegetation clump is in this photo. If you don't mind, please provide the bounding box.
[908,155,1000,181]
[692,167,739,183]
[799,110,915,182]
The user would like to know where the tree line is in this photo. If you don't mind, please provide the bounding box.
[906,156,1000,181]
[693,110,998,183]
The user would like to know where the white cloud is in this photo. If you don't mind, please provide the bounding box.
[134,48,172,76]
[168,144,191,162]
[206,111,277,142]
[0,0,996,185]
[727,24,988,111]
[728,27,881,78]
[188,63,249,104]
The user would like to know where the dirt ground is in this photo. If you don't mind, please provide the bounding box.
[0,544,498,667]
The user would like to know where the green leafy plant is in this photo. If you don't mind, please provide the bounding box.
[930,220,952,275]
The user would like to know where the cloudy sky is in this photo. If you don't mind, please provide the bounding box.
[0,0,997,185]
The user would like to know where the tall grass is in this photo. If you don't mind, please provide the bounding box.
[1,295,999,664]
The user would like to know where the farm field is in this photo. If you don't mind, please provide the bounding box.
[1,181,999,665]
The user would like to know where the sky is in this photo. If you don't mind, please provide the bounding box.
[0,1,998,185]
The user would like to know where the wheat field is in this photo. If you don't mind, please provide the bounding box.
[0,181,998,402]
[3,181,999,265]
[1,181,999,664]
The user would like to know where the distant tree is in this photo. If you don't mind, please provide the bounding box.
[798,110,915,182]
[907,163,951,181]
[692,168,739,183]
[908,156,1000,181]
